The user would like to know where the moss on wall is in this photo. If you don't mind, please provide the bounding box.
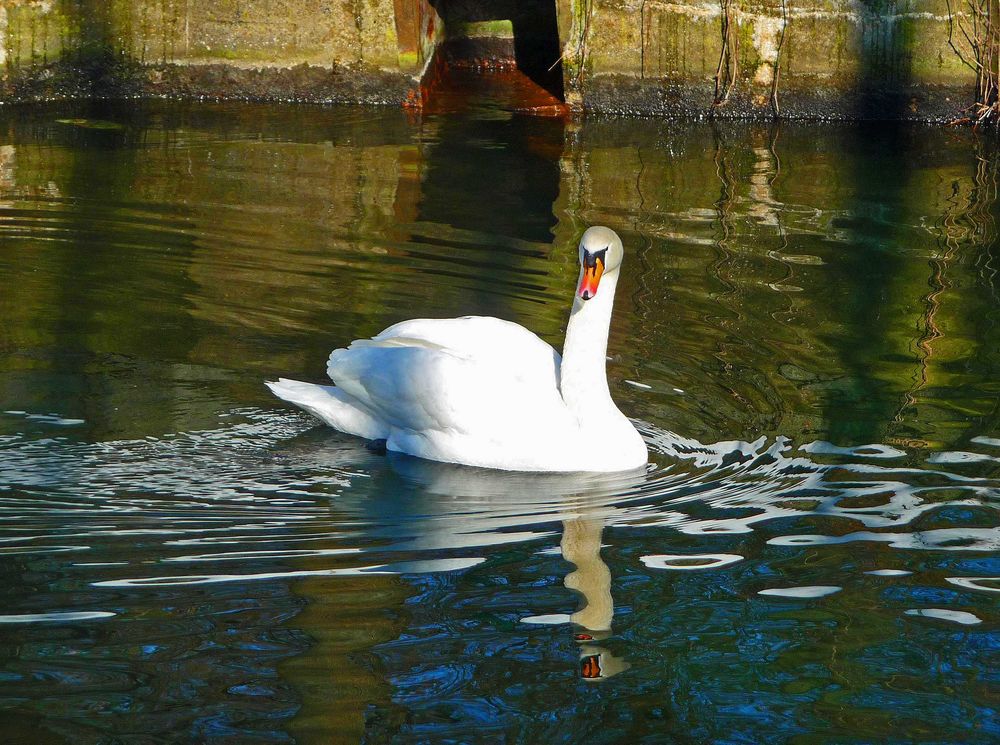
[574,0,975,118]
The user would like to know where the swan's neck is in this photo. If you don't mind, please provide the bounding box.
[560,270,619,420]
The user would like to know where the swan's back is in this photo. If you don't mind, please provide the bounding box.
[322,316,574,467]
[368,316,560,379]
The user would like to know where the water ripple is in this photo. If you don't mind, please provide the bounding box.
[0,407,996,593]
[639,554,744,570]
[0,611,116,624]
[758,586,843,598]
[945,577,1000,593]
[905,608,982,625]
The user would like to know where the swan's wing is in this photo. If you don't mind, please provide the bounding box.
[325,332,567,439]
[371,316,561,383]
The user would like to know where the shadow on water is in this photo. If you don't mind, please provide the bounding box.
[0,101,208,441]
[418,113,563,243]
[415,110,564,316]
[821,123,911,444]
[58,105,204,439]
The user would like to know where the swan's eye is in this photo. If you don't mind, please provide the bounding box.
[582,247,608,269]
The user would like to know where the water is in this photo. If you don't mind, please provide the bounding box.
[0,99,997,743]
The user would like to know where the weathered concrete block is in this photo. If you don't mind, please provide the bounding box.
[587,1,647,76]
[579,0,975,118]
[0,0,450,103]
[123,0,361,65]
[0,0,983,118]
[643,8,719,79]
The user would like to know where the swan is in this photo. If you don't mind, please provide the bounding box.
[266,226,647,472]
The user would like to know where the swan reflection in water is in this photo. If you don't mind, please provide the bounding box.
[560,513,631,680]
[274,417,1000,681]
[335,449,646,681]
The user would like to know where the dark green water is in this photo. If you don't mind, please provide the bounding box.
[0,100,997,743]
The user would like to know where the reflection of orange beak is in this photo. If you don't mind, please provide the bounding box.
[577,260,604,300]
[580,653,603,679]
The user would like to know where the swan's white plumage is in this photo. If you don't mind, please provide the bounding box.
[321,316,577,469]
[268,227,648,473]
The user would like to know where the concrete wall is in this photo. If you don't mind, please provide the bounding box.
[0,0,978,118]
[0,0,444,103]
[564,0,975,118]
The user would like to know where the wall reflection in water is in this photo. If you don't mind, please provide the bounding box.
[0,101,997,742]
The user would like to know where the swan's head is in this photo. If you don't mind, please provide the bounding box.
[577,226,623,301]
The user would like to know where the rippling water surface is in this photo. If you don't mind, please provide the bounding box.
[0,100,997,743]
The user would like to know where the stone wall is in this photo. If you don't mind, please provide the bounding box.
[0,0,979,118]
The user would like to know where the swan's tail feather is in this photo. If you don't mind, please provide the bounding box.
[265,378,386,441]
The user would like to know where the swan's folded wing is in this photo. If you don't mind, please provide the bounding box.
[325,339,567,438]
[371,316,561,385]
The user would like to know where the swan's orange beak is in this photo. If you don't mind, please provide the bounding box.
[578,256,604,301]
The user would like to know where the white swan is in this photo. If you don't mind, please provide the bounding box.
[266,226,647,472]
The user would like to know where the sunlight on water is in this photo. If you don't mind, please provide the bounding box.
[904,608,983,625]
[757,586,843,598]
[0,611,117,624]
[0,101,997,742]
[639,554,745,570]
[3,410,994,587]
